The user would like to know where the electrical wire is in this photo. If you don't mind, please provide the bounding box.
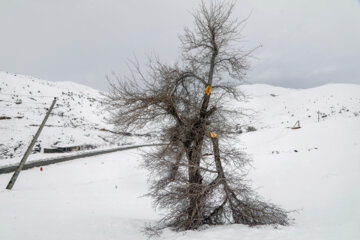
[0,106,45,110]
[0,92,56,98]
[0,99,48,105]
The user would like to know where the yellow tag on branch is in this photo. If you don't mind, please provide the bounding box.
[210,132,218,139]
[205,85,212,96]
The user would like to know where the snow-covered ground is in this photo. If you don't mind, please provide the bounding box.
[0,74,359,239]
[0,72,151,161]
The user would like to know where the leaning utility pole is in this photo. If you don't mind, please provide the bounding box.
[6,97,57,190]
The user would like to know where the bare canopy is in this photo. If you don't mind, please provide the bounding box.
[105,0,290,232]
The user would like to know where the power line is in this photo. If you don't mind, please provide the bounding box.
[0,91,94,100]
[0,106,47,109]
[0,92,57,98]
[0,126,28,132]
[0,99,48,105]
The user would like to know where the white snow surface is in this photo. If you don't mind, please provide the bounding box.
[0,73,360,239]
[0,71,150,163]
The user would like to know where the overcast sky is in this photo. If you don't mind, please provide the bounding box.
[1,0,360,91]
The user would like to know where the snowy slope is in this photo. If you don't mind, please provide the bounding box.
[237,83,360,130]
[0,72,150,162]
[0,76,359,239]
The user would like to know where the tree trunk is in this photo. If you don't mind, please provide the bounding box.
[185,130,206,229]
[184,50,217,229]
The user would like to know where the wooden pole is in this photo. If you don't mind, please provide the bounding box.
[6,97,57,190]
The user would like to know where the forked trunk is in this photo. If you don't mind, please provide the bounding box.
[184,51,217,229]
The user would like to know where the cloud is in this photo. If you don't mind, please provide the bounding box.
[0,0,359,90]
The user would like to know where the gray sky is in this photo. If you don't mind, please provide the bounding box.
[1,0,360,91]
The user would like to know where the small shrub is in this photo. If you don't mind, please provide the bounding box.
[246,126,257,132]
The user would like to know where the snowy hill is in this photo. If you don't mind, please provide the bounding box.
[0,73,359,239]
[0,71,150,162]
[238,83,360,130]
[1,71,358,163]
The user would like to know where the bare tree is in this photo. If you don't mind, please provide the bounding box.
[105,0,290,232]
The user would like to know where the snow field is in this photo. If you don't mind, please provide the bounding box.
[0,115,359,239]
[1,72,359,239]
[0,150,155,240]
